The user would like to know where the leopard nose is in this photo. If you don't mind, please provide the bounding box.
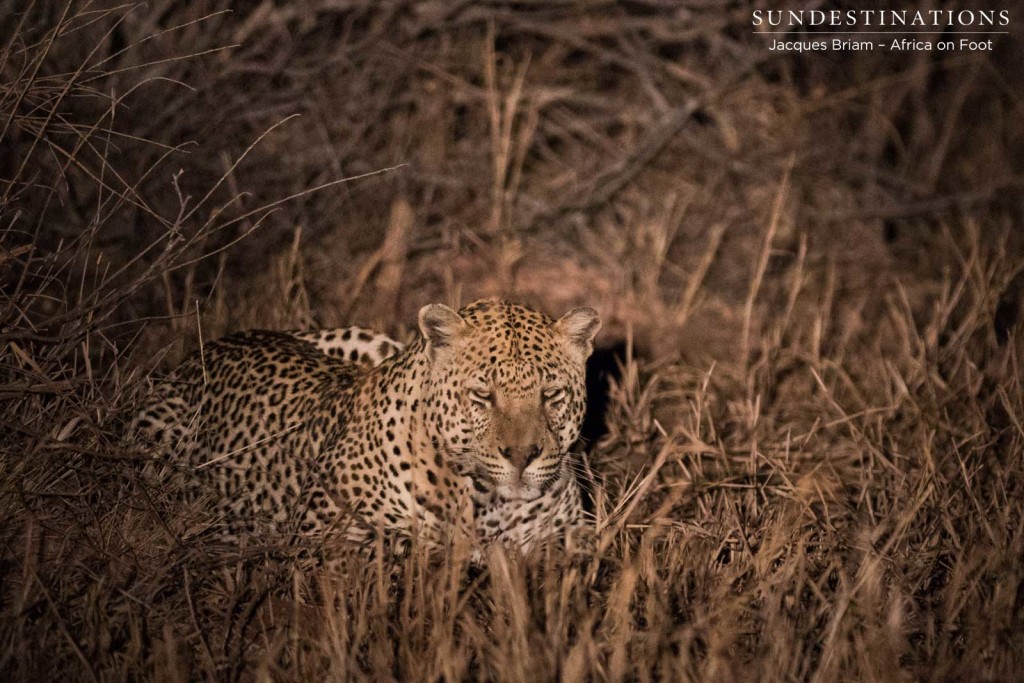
[499,445,543,473]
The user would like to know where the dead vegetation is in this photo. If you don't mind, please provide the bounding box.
[2,1,1023,680]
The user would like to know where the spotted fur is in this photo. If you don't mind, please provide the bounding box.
[291,326,403,368]
[135,300,601,554]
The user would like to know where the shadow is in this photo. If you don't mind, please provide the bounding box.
[575,340,628,516]
[580,340,628,449]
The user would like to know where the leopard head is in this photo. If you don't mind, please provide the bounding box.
[418,300,600,500]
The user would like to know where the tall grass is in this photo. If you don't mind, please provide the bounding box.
[2,2,1023,680]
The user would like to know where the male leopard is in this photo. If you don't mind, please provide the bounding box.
[136,299,601,554]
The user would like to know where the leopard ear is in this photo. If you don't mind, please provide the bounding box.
[553,307,601,360]
[418,304,466,359]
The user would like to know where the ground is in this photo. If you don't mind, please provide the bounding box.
[1,2,1023,681]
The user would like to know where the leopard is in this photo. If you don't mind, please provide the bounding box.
[134,299,601,555]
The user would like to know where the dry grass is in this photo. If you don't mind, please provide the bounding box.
[2,2,1023,680]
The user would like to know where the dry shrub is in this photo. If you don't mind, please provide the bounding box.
[2,1,1023,680]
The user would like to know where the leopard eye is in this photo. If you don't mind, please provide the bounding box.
[469,387,493,405]
[542,386,567,404]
